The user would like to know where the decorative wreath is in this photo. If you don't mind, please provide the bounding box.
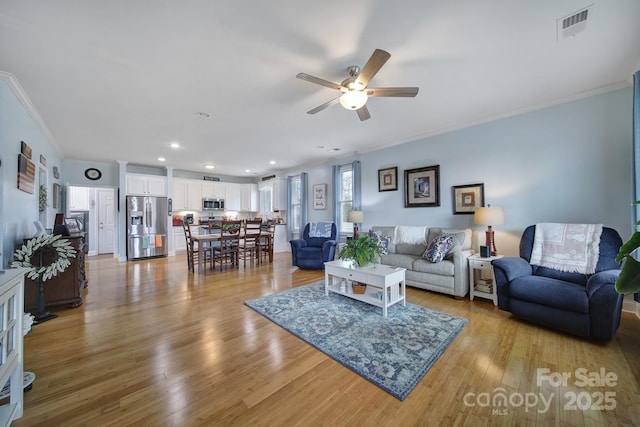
[11,234,76,282]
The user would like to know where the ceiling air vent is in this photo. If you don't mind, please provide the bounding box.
[557,4,593,41]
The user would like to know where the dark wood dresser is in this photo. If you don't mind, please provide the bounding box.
[24,233,87,311]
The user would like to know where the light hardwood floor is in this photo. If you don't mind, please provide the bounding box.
[12,253,640,426]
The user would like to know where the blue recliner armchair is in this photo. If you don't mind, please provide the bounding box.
[492,225,623,341]
[290,222,338,270]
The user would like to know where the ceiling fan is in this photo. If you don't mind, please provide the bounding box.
[296,49,419,121]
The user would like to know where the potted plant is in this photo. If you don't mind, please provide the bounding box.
[615,201,640,294]
[338,235,381,267]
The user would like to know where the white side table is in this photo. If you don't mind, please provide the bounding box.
[468,254,503,306]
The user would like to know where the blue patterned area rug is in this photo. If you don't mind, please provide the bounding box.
[244,281,468,400]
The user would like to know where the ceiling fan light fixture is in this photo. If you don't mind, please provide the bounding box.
[339,90,367,110]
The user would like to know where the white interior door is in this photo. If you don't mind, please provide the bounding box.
[97,188,115,254]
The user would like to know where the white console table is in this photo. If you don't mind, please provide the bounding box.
[0,269,25,425]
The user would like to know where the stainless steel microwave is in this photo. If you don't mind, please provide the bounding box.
[202,198,225,211]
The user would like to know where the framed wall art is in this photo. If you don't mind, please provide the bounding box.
[17,153,36,194]
[52,183,61,209]
[313,183,326,209]
[452,183,484,214]
[404,165,440,207]
[20,141,32,159]
[378,166,398,192]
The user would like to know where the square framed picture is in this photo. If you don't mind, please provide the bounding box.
[452,183,484,214]
[378,166,398,192]
[404,165,440,207]
[313,183,326,209]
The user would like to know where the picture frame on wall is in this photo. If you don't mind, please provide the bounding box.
[52,183,61,209]
[452,183,484,214]
[17,153,36,194]
[378,166,398,192]
[404,165,440,207]
[313,183,327,209]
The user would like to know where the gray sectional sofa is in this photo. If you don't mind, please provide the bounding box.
[369,225,474,298]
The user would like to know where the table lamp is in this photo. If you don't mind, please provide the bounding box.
[474,204,505,256]
[347,210,364,240]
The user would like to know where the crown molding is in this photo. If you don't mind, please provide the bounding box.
[0,70,63,158]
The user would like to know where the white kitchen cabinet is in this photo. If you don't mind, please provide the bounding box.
[171,179,188,211]
[68,186,90,211]
[240,184,258,212]
[272,223,289,253]
[172,179,201,211]
[201,181,226,198]
[126,174,167,196]
[272,178,287,211]
[0,268,25,426]
[225,183,241,211]
[186,181,202,210]
[173,227,186,253]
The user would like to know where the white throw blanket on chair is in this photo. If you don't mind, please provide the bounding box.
[529,223,603,274]
[309,222,333,238]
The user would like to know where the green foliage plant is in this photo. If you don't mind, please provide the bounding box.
[338,236,381,267]
[615,201,640,294]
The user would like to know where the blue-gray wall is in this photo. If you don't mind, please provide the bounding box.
[285,88,633,256]
[0,78,65,268]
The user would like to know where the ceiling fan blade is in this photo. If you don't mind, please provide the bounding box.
[366,87,419,97]
[355,49,391,88]
[296,73,345,91]
[356,105,371,121]
[307,96,341,114]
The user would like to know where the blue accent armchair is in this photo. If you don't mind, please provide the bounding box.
[492,225,624,341]
[290,223,338,269]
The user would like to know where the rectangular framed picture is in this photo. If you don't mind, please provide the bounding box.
[378,166,398,192]
[452,183,485,214]
[17,153,36,194]
[313,183,326,209]
[65,218,81,234]
[52,183,61,209]
[404,165,440,207]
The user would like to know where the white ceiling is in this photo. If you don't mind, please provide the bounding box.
[1,1,639,178]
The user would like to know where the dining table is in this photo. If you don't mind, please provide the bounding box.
[190,231,273,274]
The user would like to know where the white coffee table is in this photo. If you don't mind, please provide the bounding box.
[324,260,406,317]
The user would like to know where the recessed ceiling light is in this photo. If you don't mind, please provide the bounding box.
[205,164,215,169]
[269,160,276,165]
[170,142,180,149]
[317,145,325,149]
[158,157,166,162]
[195,112,211,118]
[245,169,251,173]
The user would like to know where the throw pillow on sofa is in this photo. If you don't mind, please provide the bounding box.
[369,230,391,255]
[423,235,454,263]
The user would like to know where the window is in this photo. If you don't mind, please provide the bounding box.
[290,175,302,233]
[260,186,272,214]
[337,164,353,234]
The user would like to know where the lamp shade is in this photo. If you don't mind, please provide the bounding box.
[339,90,368,110]
[347,210,364,223]
[474,206,505,226]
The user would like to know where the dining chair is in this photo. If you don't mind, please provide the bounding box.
[239,220,262,267]
[213,220,241,271]
[260,220,276,263]
[182,220,205,272]
[206,219,223,255]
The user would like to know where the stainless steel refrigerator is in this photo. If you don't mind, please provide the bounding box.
[126,196,169,260]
